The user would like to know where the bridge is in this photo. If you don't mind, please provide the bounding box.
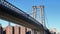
[0,0,50,34]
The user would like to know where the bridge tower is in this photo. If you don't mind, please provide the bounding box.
[32,5,46,27]
[40,5,46,27]
[30,6,37,34]
[32,5,46,34]
[32,6,37,19]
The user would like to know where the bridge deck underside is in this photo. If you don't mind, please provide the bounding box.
[0,3,43,31]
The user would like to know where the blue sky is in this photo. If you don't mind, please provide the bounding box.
[0,0,60,32]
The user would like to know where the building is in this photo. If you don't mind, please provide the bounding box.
[5,22,27,34]
[26,28,31,34]
[20,26,26,34]
[14,25,20,34]
[14,25,27,34]
[50,28,57,34]
[5,25,13,34]
[0,24,3,34]
[57,32,60,34]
